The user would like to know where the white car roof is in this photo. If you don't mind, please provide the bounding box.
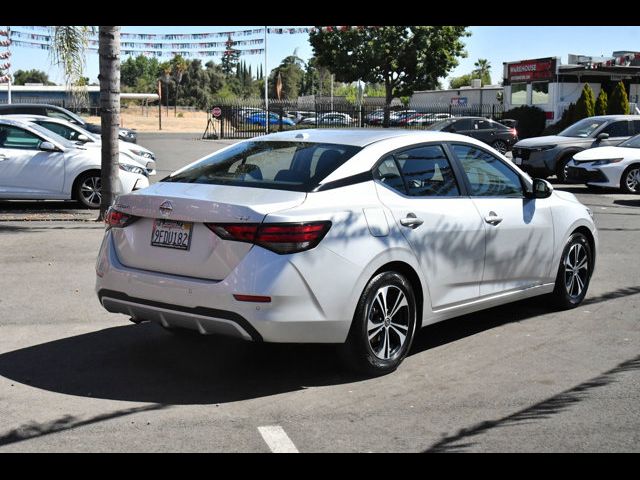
[251,128,484,148]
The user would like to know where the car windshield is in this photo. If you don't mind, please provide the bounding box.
[617,134,640,148]
[559,118,607,138]
[163,140,362,192]
[427,118,456,131]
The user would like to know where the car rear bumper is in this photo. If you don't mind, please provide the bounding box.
[95,231,354,343]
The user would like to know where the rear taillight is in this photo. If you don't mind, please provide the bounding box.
[105,207,138,230]
[206,221,331,254]
[510,128,518,137]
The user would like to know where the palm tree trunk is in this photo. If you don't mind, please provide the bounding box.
[98,26,120,219]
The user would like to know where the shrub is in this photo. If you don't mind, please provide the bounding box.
[575,84,595,120]
[595,89,608,116]
[501,105,547,139]
[607,81,630,115]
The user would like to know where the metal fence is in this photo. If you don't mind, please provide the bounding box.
[203,99,506,139]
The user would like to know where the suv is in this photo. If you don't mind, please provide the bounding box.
[0,103,137,143]
[512,115,640,182]
[427,116,518,154]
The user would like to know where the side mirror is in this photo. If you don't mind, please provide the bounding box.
[526,178,553,199]
[596,132,610,141]
[39,141,59,152]
[77,134,90,142]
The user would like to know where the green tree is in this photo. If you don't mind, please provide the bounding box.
[473,58,492,86]
[607,81,630,115]
[595,89,608,116]
[575,83,595,120]
[221,35,239,76]
[269,56,305,99]
[12,69,56,85]
[309,26,469,126]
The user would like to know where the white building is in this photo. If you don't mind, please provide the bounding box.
[503,53,640,124]
[410,80,503,111]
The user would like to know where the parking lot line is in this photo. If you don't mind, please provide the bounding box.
[258,425,299,453]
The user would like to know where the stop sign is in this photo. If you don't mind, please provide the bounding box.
[212,107,222,117]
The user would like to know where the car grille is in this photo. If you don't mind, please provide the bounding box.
[566,166,608,183]
[512,148,531,160]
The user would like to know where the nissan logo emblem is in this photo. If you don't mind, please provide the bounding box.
[159,200,173,217]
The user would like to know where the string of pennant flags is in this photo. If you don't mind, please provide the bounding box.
[0,28,9,84]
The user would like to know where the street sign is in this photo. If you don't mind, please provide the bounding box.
[212,106,222,117]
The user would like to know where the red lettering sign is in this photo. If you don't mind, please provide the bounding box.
[508,58,556,82]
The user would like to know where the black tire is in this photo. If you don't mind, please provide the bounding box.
[492,139,508,154]
[550,232,593,310]
[555,155,573,183]
[341,271,417,376]
[74,171,102,209]
[620,164,640,194]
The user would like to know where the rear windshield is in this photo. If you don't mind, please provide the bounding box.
[163,140,362,192]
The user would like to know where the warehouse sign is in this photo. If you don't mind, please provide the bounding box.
[508,58,556,82]
[451,97,468,106]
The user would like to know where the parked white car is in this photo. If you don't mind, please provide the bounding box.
[0,118,150,208]
[567,134,640,193]
[4,114,156,175]
[96,129,597,375]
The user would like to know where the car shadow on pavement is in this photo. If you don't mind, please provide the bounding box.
[1,287,638,407]
[614,199,640,207]
[0,200,85,212]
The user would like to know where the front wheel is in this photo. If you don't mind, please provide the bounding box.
[342,271,417,376]
[550,232,593,309]
[620,164,640,194]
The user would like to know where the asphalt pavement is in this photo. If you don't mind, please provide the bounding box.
[0,135,638,452]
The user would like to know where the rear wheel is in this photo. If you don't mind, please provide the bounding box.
[342,271,417,376]
[491,139,509,154]
[75,171,102,209]
[620,164,640,194]
[551,232,593,309]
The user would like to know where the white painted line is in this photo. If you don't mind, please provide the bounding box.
[258,425,299,453]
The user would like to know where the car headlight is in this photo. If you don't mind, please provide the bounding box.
[119,163,147,176]
[129,149,154,159]
[592,158,623,166]
[534,145,557,151]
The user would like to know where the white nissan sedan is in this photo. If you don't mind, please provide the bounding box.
[0,118,150,208]
[96,129,597,375]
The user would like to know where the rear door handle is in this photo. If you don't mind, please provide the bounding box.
[484,212,503,226]
[400,213,424,228]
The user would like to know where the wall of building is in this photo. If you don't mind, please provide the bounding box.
[410,87,502,107]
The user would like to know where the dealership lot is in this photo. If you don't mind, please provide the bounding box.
[0,133,638,452]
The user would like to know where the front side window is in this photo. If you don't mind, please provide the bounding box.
[451,144,523,197]
[164,141,362,192]
[394,145,460,197]
[601,121,630,138]
[37,121,86,142]
[0,125,43,150]
[532,82,549,105]
[511,83,527,105]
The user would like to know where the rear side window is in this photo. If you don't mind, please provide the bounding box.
[163,141,362,192]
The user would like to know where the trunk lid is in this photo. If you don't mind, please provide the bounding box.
[111,182,306,280]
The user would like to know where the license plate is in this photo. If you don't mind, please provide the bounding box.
[151,219,193,251]
[514,157,523,165]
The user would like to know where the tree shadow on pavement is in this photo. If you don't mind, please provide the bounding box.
[422,354,640,452]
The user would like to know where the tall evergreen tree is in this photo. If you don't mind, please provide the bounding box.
[221,35,240,76]
[607,81,630,115]
[595,89,608,116]
[575,84,595,120]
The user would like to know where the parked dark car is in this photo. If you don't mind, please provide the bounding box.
[0,103,137,143]
[512,115,640,182]
[427,116,518,154]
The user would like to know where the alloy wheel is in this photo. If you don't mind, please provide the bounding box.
[80,176,102,208]
[493,140,508,154]
[625,167,640,193]
[367,285,410,360]
[564,242,589,299]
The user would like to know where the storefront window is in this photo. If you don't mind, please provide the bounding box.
[532,82,549,105]
[511,83,527,105]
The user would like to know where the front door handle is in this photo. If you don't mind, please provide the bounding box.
[484,212,503,226]
[400,213,424,228]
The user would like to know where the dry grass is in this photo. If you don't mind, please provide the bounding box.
[82,109,209,133]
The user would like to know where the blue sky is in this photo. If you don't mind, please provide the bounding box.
[8,26,640,88]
